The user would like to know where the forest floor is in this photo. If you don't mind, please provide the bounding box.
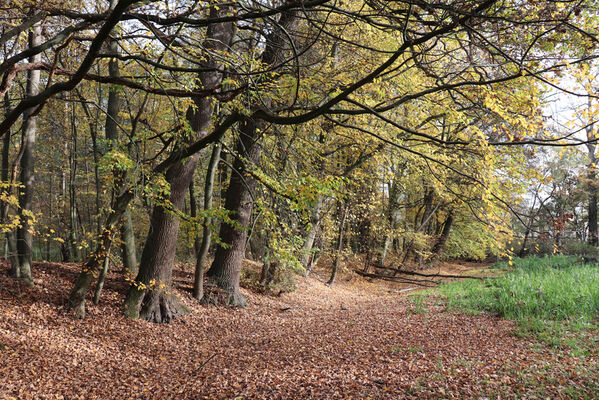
[0,260,597,399]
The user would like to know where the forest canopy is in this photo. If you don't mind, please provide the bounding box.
[1,0,598,323]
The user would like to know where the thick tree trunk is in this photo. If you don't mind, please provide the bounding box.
[16,23,42,285]
[193,143,221,300]
[206,119,261,306]
[122,159,198,322]
[207,8,297,304]
[123,6,234,321]
[430,213,454,261]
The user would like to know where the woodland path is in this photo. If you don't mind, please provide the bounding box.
[0,261,597,399]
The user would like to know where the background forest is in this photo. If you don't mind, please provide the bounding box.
[1,0,598,324]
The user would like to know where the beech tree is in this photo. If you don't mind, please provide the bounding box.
[0,0,597,323]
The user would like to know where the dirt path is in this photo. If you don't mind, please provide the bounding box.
[0,262,597,399]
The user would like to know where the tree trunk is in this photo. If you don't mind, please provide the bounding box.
[327,201,348,287]
[430,213,454,261]
[518,226,531,258]
[206,8,297,304]
[16,22,42,285]
[206,119,261,306]
[104,0,138,275]
[120,208,137,275]
[122,158,198,322]
[68,189,134,318]
[93,244,111,305]
[2,93,19,275]
[301,132,326,273]
[193,143,221,300]
[68,115,80,261]
[123,6,234,321]
[300,194,322,272]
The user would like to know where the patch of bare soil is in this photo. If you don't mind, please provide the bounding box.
[0,261,597,399]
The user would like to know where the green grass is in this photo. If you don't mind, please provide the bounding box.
[433,256,599,347]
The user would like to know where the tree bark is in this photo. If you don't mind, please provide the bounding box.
[300,194,323,272]
[206,119,261,306]
[1,93,19,275]
[380,180,402,267]
[123,159,197,322]
[123,6,234,321]
[193,143,221,300]
[120,208,137,275]
[68,189,134,318]
[207,8,297,304]
[430,212,454,261]
[104,0,138,276]
[327,201,348,287]
[16,22,42,285]
[93,244,111,305]
[68,109,80,261]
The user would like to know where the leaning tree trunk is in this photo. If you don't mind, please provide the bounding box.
[429,212,454,262]
[193,143,221,300]
[16,23,42,285]
[123,6,234,322]
[69,189,134,318]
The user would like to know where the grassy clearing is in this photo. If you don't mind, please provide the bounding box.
[427,256,599,350]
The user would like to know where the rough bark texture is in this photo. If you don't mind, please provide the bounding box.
[207,8,297,305]
[193,143,221,300]
[206,119,261,307]
[123,6,234,321]
[123,159,198,322]
[16,23,42,285]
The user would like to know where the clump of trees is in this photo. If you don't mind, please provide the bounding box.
[1,0,598,322]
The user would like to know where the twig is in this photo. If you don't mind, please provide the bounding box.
[193,353,217,374]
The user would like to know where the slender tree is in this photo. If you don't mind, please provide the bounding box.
[15,22,42,285]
